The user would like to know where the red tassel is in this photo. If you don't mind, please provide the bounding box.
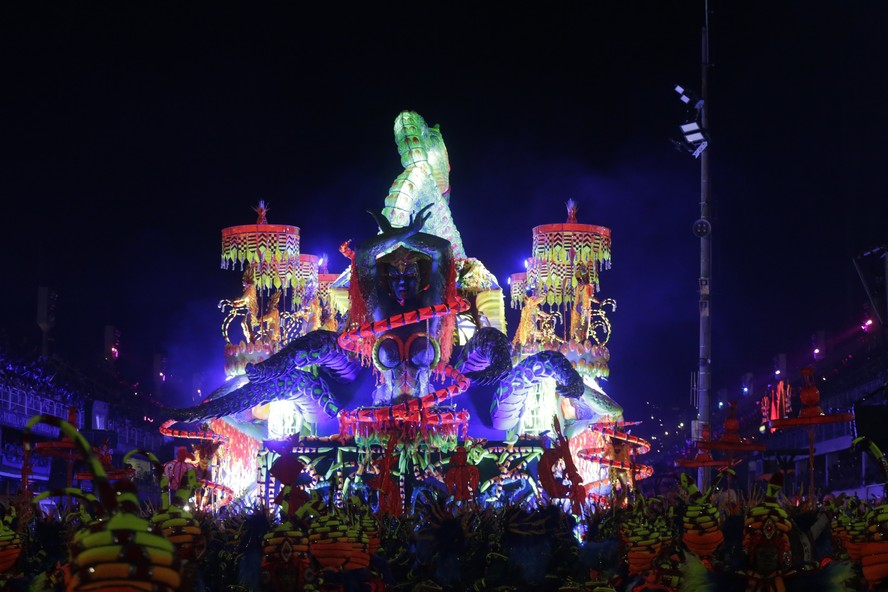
[345,259,374,364]
[438,258,459,366]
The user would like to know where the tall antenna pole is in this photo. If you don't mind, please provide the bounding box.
[695,0,713,490]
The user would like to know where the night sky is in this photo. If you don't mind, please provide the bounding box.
[2,3,887,432]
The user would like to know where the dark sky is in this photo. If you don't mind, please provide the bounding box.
[2,3,887,428]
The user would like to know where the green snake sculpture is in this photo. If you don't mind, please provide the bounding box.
[382,110,465,259]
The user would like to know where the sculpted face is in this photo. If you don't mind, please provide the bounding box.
[387,259,420,306]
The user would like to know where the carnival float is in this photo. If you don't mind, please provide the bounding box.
[2,111,879,591]
[155,109,651,518]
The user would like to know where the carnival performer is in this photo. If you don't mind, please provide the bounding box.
[163,446,196,498]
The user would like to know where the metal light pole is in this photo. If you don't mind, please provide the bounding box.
[693,1,713,491]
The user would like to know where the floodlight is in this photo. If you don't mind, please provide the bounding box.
[673,83,708,157]
[773,353,786,377]
[680,122,705,143]
[741,372,753,395]
[674,84,704,110]
[811,330,825,360]
[676,120,709,158]
[675,85,690,103]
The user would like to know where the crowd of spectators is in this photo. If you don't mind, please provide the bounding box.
[0,349,161,427]
[0,348,166,469]
[0,353,78,408]
[0,442,49,471]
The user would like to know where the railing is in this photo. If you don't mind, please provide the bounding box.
[767,419,855,451]
[0,382,162,451]
[824,373,888,410]
[107,418,163,451]
[0,385,78,423]
[0,385,82,439]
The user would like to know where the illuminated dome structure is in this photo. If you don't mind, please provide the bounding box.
[219,200,330,378]
[509,199,652,501]
[510,199,617,426]
[162,201,339,499]
[160,111,649,512]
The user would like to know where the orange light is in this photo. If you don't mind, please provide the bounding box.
[251,403,271,421]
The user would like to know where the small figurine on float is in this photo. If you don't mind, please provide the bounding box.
[444,444,480,503]
[286,294,326,338]
[512,292,549,350]
[219,264,260,345]
[255,290,283,348]
[269,452,310,518]
[366,438,402,515]
[538,417,587,516]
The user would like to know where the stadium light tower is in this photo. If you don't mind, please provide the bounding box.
[677,1,713,491]
[696,0,713,492]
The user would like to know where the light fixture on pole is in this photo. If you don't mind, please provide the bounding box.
[676,0,713,492]
[741,372,753,396]
[673,84,709,158]
[674,84,704,110]
[773,353,787,378]
[680,121,709,158]
[811,330,825,361]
